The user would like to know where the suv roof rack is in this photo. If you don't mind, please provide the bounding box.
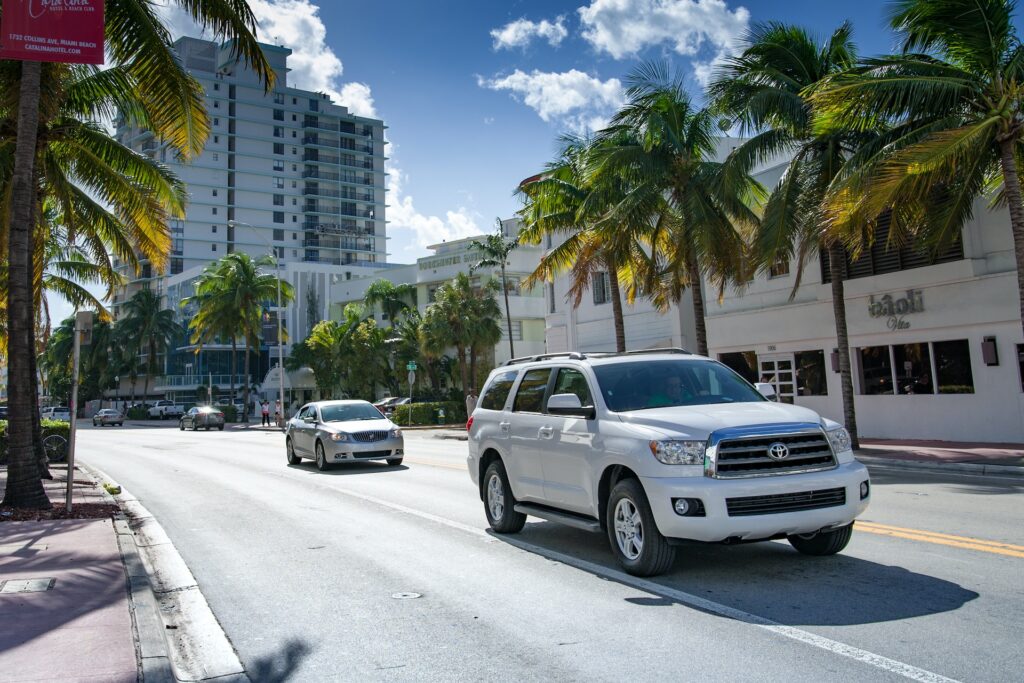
[586,347,693,357]
[501,351,587,366]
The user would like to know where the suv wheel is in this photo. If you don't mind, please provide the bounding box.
[606,479,676,577]
[483,460,526,533]
[788,523,853,556]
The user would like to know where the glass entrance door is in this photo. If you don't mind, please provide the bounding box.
[758,355,796,404]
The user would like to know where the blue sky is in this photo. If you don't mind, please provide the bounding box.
[155,0,1018,263]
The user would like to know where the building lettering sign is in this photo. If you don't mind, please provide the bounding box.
[868,289,924,331]
[419,255,463,270]
[0,0,105,64]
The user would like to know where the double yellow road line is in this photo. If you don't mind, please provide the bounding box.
[858,521,1024,558]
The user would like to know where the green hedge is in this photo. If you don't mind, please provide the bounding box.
[126,406,149,420]
[0,419,70,461]
[391,401,467,426]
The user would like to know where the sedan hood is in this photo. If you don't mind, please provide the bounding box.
[318,418,396,434]
[616,401,822,440]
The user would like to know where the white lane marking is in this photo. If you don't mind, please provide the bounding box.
[275,471,959,683]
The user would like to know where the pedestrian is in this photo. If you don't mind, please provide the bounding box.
[274,399,282,426]
[261,400,270,427]
[465,390,478,416]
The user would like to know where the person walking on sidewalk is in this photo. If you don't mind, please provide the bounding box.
[465,390,478,417]
[261,400,271,427]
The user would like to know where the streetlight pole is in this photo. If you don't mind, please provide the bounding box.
[229,220,286,430]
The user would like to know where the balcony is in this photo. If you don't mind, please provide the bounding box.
[303,117,338,132]
[303,151,340,165]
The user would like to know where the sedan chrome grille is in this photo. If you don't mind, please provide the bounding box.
[352,430,390,443]
[706,424,837,479]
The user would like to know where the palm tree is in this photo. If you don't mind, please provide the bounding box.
[596,60,761,357]
[185,258,246,404]
[469,220,519,358]
[810,0,1024,346]
[363,279,417,326]
[120,289,180,402]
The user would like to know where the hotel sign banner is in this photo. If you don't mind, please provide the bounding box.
[0,0,105,64]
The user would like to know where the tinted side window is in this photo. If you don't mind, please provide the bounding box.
[513,369,551,413]
[480,371,517,410]
[550,368,593,408]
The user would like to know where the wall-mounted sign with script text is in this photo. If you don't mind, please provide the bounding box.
[868,290,924,331]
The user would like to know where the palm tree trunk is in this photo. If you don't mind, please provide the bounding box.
[230,337,237,404]
[828,243,859,450]
[2,60,50,508]
[686,251,709,356]
[457,345,469,398]
[998,139,1024,343]
[608,268,626,353]
[501,263,515,358]
[242,338,251,423]
[469,347,478,394]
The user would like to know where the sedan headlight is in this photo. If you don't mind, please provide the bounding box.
[391,428,402,438]
[649,440,706,465]
[330,432,349,442]
[826,427,852,455]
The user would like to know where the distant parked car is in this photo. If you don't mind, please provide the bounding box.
[148,400,184,420]
[372,397,399,410]
[179,406,225,431]
[92,409,124,427]
[0,406,8,419]
[41,406,71,421]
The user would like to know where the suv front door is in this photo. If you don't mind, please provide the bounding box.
[506,367,552,503]
[540,367,598,515]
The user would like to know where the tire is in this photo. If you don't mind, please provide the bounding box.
[179,421,185,431]
[788,523,854,556]
[482,460,526,533]
[218,425,224,431]
[315,441,330,471]
[286,438,301,465]
[43,435,68,464]
[92,420,98,427]
[191,421,198,432]
[606,478,676,577]
[386,457,404,467]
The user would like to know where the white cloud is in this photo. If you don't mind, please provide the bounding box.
[577,0,749,82]
[478,69,623,133]
[386,163,482,252]
[336,82,377,118]
[491,16,568,50]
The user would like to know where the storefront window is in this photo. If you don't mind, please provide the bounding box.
[794,350,827,396]
[933,340,975,394]
[893,343,933,394]
[859,346,894,395]
[718,351,758,384]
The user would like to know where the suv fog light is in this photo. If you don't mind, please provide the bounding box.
[860,481,870,500]
[672,497,705,517]
[674,499,689,515]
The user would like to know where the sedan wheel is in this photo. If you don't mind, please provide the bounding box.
[286,438,301,465]
[315,442,329,471]
[179,422,184,431]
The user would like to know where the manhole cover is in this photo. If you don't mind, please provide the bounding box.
[0,578,56,594]
[391,592,421,600]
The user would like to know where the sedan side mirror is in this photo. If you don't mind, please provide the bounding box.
[303,415,317,424]
[547,393,596,419]
[755,382,777,400]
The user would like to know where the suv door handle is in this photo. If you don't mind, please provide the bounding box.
[538,426,554,438]
[499,421,511,433]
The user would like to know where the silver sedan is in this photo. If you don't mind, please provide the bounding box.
[285,400,405,471]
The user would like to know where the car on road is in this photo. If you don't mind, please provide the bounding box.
[285,400,404,471]
[180,406,225,431]
[92,409,124,427]
[41,406,71,421]
[467,349,870,577]
[148,400,185,420]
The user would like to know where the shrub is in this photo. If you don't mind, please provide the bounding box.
[127,406,149,420]
[391,401,466,426]
[219,405,238,423]
[1,419,70,461]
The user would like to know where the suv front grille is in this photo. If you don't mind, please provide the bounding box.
[712,432,836,478]
[726,487,846,516]
[352,430,390,443]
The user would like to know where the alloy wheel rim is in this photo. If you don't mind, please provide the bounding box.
[486,473,504,520]
[613,498,644,560]
[317,444,325,467]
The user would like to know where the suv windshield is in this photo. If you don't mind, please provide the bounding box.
[320,403,385,422]
[592,359,765,412]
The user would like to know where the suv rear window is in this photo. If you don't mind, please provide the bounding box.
[480,370,518,410]
[513,368,551,413]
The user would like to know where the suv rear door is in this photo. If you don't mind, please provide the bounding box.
[506,367,553,502]
[539,366,599,514]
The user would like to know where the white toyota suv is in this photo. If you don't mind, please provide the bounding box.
[467,350,870,577]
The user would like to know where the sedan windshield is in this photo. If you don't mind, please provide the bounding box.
[320,403,385,422]
[592,359,765,412]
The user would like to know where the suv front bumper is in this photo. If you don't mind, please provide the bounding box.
[640,461,870,543]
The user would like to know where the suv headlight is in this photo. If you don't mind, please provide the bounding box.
[649,440,706,465]
[391,428,402,438]
[826,427,852,454]
[330,432,349,442]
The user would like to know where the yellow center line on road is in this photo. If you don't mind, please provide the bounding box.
[858,521,1024,558]
[404,457,466,471]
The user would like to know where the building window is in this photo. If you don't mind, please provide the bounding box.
[292,130,297,138]
[273,92,284,104]
[548,283,556,314]
[292,147,297,155]
[273,126,283,138]
[214,83,220,91]
[211,244,217,252]
[592,272,611,305]
[427,286,438,303]
[273,109,284,121]
[718,351,759,384]
[933,340,974,394]
[291,197,297,206]
[212,225,217,233]
[212,207,217,215]
[769,258,790,278]
[507,320,523,341]
[292,215,297,223]
[213,117,219,126]
[273,229,285,241]
[213,101,219,109]
[273,142,284,155]
[859,346,894,395]
[212,153,219,161]
[894,343,932,394]
[273,194,284,206]
[273,159,284,172]
[213,135,219,144]
[292,164,297,172]
[170,258,183,275]
[273,177,284,189]
[794,350,828,395]
[274,247,285,258]
[273,211,285,223]
[293,233,297,240]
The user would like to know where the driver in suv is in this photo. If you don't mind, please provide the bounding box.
[467,350,870,577]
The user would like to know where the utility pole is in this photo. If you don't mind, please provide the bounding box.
[66,311,93,513]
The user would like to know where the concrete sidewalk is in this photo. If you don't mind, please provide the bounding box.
[0,466,138,683]
[857,438,1024,475]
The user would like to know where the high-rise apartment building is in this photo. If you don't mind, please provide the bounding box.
[111,37,388,401]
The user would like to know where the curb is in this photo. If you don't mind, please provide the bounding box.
[83,463,249,683]
[433,433,469,441]
[856,454,1024,478]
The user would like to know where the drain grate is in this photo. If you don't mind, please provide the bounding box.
[0,578,56,594]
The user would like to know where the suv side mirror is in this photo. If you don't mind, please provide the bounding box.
[755,382,777,400]
[547,393,595,419]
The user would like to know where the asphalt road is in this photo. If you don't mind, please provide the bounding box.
[78,422,1023,682]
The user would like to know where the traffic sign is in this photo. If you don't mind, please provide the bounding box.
[406,361,417,371]
[407,370,416,386]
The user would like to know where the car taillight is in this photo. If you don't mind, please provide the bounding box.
[466,416,474,432]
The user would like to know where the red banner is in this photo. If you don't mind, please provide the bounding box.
[0,0,104,64]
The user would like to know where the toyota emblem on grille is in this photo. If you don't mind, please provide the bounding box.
[767,442,790,460]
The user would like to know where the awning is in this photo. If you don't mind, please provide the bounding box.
[261,365,317,390]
